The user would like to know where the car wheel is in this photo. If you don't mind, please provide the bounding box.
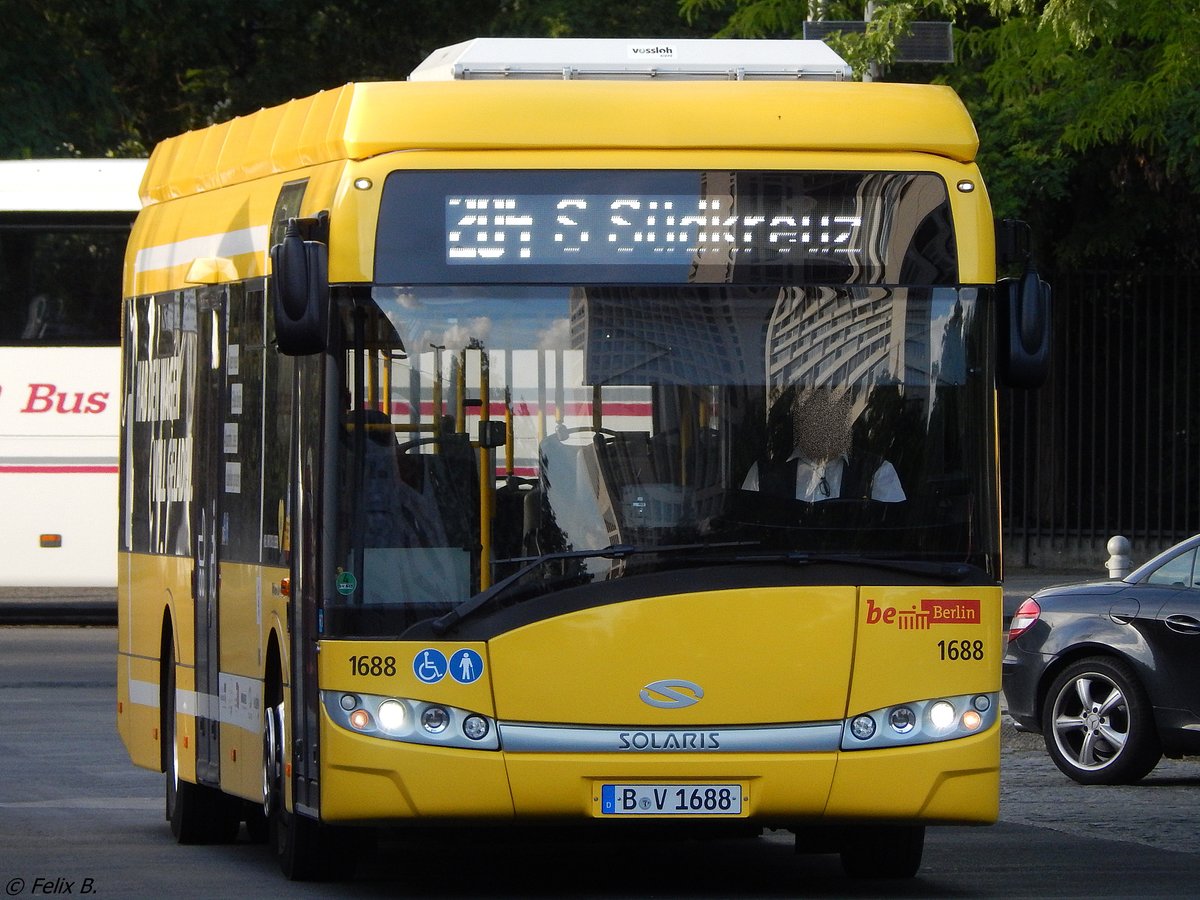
[1041,656,1161,785]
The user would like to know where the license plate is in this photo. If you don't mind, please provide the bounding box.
[600,784,743,816]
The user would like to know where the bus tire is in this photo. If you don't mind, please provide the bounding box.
[839,824,924,879]
[263,699,321,879]
[164,656,239,844]
[263,699,357,880]
[244,804,269,843]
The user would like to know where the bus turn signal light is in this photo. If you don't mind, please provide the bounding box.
[40,534,63,548]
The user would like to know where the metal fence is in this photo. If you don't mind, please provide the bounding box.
[1000,270,1200,568]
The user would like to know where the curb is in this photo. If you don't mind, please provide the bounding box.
[1000,715,1044,752]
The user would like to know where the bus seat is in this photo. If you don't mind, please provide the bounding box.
[493,476,536,564]
[535,429,610,555]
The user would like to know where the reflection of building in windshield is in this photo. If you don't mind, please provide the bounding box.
[765,287,933,398]
[569,287,773,387]
[931,295,966,385]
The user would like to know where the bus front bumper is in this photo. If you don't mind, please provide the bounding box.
[317,714,999,826]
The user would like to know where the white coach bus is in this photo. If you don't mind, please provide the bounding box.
[0,158,145,586]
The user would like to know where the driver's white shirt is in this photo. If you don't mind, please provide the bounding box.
[741,452,906,502]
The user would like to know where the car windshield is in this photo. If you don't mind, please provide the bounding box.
[324,283,998,636]
[1132,539,1200,587]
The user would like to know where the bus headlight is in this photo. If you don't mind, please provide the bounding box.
[841,692,999,750]
[323,692,499,751]
[849,715,877,741]
[378,699,408,733]
[928,700,957,732]
[463,715,490,741]
[421,706,450,734]
[888,706,917,734]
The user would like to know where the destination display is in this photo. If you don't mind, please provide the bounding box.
[445,193,862,266]
[375,170,957,285]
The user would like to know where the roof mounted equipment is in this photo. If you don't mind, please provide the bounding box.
[409,38,853,82]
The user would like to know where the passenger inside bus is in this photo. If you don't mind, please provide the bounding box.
[741,386,905,502]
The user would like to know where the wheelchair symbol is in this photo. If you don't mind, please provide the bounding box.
[413,649,447,684]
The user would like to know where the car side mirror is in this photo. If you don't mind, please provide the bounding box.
[270,219,329,355]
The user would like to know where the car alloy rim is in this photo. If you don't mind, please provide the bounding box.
[1051,672,1129,770]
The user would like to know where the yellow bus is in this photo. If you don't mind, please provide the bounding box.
[117,38,1050,881]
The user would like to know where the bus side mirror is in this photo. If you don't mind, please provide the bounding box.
[270,220,329,355]
[997,269,1052,388]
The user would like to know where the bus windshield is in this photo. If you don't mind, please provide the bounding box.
[327,281,997,637]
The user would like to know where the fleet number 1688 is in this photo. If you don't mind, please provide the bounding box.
[937,639,985,661]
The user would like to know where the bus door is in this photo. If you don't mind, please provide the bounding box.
[285,346,328,816]
[191,286,226,786]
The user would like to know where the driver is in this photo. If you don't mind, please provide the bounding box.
[741,387,905,502]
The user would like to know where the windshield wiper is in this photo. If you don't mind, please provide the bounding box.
[432,545,980,635]
[431,541,756,635]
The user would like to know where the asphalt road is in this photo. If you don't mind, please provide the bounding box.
[3,624,1199,898]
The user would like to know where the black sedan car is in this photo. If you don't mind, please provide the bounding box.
[1003,534,1200,784]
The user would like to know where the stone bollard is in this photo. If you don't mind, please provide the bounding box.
[1106,535,1132,579]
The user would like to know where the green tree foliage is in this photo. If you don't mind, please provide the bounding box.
[0,0,718,158]
[961,1,1200,268]
[1,1,131,156]
[680,0,1200,269]
[492,0,728,37]
[6,0,1196,269]
[681,1,965,74]
[1,0,500,155]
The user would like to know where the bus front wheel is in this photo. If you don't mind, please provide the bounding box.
[264,699,343,880]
